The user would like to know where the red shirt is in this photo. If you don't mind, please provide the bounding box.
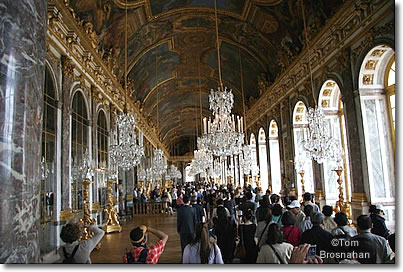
[123,240,165,264]
[282,226,301,246]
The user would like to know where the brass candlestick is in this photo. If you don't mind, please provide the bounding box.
[103,179,122,233]
[299,171,305,195]
[78,179,97,240]
[333,169,344,214]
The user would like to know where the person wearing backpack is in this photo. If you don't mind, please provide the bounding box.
[123,225,168,264]
[59,222,105,264]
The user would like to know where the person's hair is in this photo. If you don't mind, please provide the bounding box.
[191,223,211,264]
[304,205,314,219]
[216,206,228,222]
[245,191,252,200]
[183,194,190,204]
[357,215,372,230]
[60,223,81,244]
[272,204,283,217]
[257,207,272,223]
[334,212,348,226]
[266,189,271,195]
[322,205,333,217]
[303,192,311,201]
[369,204,377,214]
[266,223,283,245]
[216,198,224,206]
[197,197,202,205]
[350,236,377,264]
[281,211,295,226]
[270,194,280,204]
[244,208,253,222]
[256,187,263,194]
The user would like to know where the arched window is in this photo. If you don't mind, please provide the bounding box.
[358,45,395,225]
[292,101,314,198]
[40,67,57,255]
[318,80,351,205]
[249,133,259,179]
[268,120,281,194]
[258,128,269,191]
[71,91,89,211]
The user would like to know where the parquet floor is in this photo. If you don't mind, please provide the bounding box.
[90,213,182,264]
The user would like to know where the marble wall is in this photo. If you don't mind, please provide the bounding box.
[0,0,47,263]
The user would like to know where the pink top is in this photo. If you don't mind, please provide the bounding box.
[282,225,301,246]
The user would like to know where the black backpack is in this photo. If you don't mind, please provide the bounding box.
[62,244,79,264]
[126,248,148,264]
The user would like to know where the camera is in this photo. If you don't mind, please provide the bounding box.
[306,245,316,260]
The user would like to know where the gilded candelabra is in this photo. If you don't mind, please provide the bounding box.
[78,179,97,241]
[103,179,122,233]
[299,171,306,195]
[333,168,350,217]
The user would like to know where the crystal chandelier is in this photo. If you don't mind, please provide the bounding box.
[151,148,167,181]
[239,145,253,175]
[109,112,144,171]
[202,87,244,157]
[189,149,213,176]
[302,106,341,164]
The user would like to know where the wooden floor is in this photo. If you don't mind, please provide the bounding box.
[90,213,182,264]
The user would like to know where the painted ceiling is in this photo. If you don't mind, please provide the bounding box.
[70,0,345,156]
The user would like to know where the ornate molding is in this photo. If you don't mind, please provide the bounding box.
[246,0,393,129]
[48,1,169,158]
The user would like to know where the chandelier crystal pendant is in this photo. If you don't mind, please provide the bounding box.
[109,112,144,171]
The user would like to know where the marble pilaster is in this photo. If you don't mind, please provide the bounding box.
[60,56,73,212]
[0,0,47,263]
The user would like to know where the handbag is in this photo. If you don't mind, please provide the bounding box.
[235,225,246,259]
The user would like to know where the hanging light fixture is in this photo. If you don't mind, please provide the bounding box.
[201,0,244,158]
[109,0,144,171]
[299,0,342,165]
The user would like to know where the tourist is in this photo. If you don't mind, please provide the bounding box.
[298,204,313,233]
[322,205,337,233]
[238,209,258,263]
[256,223,294,264]
[271,204,283,226]
[254,205,273,250]
[370,204,390,239]
[182,223,224,264]
[177,195,198,253]
[123,225,168,264]
[223,191,236,222]
[281,211,301,246]
[239,191,257,223]
[331,212,357,238]
[213,206,237,263]
[59,222,105,263]
[301,192,320,213]
[211,198,230,220]
[299,212,333,260]
[354,215,391,263]
[191,196,205,224]
[287,200,305,230]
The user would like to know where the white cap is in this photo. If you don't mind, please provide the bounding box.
[287,200,301,209]
[375,204,384,210]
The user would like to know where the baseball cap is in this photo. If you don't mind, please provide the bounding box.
[287,200,301,209]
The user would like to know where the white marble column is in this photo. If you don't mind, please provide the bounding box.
[0,0,47,263]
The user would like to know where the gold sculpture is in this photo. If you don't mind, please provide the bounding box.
[103,180,122,233]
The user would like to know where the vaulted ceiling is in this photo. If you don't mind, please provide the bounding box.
[70,0,345,156]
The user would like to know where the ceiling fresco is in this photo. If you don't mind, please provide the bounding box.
[69,0,346,156]
[149,0,246,16]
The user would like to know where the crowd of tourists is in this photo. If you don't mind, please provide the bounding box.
[59,181,394,264]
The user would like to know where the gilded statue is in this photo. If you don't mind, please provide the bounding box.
[257,73,269,96]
